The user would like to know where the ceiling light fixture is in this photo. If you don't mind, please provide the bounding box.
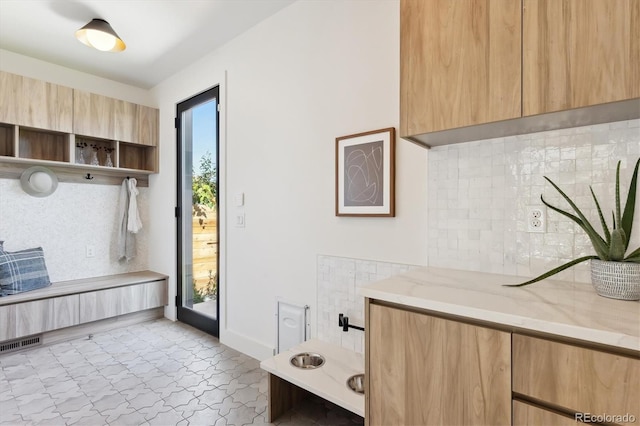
[75,19,126,52]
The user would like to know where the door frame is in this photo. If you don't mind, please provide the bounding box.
[176,85,221,337]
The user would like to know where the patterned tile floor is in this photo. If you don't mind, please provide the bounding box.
[0,319,364,426]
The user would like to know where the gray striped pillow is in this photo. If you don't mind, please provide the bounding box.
[0,247,51,296]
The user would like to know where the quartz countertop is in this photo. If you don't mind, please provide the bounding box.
[359,267,640,352]
[260,339,364,417]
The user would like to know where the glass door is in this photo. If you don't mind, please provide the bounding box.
[176,87,219,336]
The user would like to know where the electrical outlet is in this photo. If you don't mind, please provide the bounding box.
[85,245,95,257]
[526,206,546,233]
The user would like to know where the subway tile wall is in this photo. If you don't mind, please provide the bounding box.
[316,255,420,354]
[427,119,640,283]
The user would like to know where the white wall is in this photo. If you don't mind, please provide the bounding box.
[0,49,154,281]
[150,0,429,359]
[427,120,640,282]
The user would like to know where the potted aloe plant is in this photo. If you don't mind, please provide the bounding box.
[506,158,640,300]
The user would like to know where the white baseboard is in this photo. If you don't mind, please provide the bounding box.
[221,328,274,361]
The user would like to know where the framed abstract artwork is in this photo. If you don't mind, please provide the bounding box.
[335,127,395,217]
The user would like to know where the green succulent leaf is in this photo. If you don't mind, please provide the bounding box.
[625,247,640,263]
[621,158,640,251]
[503,256,598,287]
[608,229,626,261]
[542,177,609,258]
[615,161,622,230]
[590,186,611,245]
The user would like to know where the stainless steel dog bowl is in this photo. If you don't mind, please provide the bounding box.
[347,373,365,394]
[290,353,325,369]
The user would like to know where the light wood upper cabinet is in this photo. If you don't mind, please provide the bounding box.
[0,71,20,124]
[400,0,521,136]
[114,99,137,143]
[0,71,73,133]
[73,90,158,146]
[74,90,158,146]
[73,90,116,139]
[137,105,159,146]
[367,302,511,425]
[523,0,640,115]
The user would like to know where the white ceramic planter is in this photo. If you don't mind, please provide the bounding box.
[590,259,640,301]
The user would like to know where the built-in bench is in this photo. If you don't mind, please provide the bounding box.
[0,271,168,353]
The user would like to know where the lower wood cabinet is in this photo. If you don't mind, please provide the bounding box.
[366,302,511,425]
[79,280,167,323]
[513,334,640,425]
[0,295,79,341]
[0,277,168,343]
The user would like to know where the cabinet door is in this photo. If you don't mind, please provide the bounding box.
[367,303,511,425]
[0,71,20,124]
[0,71,73,133]
[79,280,168,323]
[114,99,137,143]
[79,287,121,323]
[0,304,17,341]
[14,295,79,338]
[513,334,640,424]
[136,105,158,146]
[73,90,116,139]
[19,76,73,132]
[523,0,640,115]
[400,0,521,136]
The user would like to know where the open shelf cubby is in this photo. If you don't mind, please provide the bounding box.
[0,123,15,157]
[75,135,116,167]
[19,127,70,163]
[119,142,156,172]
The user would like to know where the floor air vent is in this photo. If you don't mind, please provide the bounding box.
[0,335,42,354]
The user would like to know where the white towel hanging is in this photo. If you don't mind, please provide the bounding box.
[117,179,135,261]
[127,178,142,233]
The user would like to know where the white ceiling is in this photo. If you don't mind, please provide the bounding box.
[0,0,295,89]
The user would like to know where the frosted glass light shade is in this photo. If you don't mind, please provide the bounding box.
[76,19,126,52]
[30,172,53,193]
[20,166,58,197]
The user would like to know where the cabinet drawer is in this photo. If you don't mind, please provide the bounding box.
[513,334,639,423]
[79,280,167,323]
[0,295,80,341]
[513,401,579,425]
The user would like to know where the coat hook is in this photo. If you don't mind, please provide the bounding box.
[85,173,94,180]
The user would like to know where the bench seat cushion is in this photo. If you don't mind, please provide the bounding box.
[0,246,51,297]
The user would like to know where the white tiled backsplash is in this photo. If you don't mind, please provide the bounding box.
[316,255,420,353]
[427,119,640,282]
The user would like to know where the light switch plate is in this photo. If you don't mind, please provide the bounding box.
[234,193,244,207]
[235,213,245,228]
